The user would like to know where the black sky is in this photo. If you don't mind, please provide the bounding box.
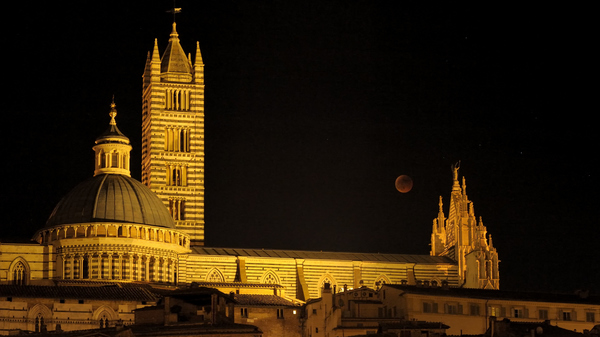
[4,2,597,294]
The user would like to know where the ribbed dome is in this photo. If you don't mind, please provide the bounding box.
[46,174,175,228]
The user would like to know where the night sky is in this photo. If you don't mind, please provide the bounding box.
[5,2,597,294]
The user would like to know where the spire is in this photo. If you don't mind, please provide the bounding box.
[152,39,161,63]
[194,41,205,84]
[195,41,204,65]
[160,22,192,76]
[93,99,132,177]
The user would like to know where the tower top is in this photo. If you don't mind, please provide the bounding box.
[160,22,192,75]
[93,99,132,177]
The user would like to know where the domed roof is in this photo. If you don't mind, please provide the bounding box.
[46,174,175,228]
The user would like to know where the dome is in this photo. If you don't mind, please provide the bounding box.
[46,174,175,228]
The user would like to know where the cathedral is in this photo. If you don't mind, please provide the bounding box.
[0,22,499,333]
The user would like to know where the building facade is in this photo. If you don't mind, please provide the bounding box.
[379,284,600,335]
[0,22,502,335]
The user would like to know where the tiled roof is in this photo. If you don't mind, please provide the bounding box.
[233,294,298,306]
[192,247,455,264]
[0,285,159,302]
[381,321,450,329]
[383,284,600,305]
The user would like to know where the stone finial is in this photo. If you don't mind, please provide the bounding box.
[109,96,117,126]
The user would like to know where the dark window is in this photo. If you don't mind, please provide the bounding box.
[586,312,595,322]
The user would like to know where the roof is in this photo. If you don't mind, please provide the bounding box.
[0,285,159,302]
[486,318,585,336]
[45,174,175,229]
[160,23,191,74]
[383,284,600,305]
[96,123,129,144]
[233,294,298,306]
[192,247,455,264]
[380,321,450,330]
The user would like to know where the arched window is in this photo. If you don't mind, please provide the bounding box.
[206,268,225,283]
[261,271,280,285]
[99,314,109,329]
[35,314,44,332]
[13,262,27,285]
[318,274,337,297]
[169,198,186,220]
[374,275,390,290]
[111,152,119,168]
[165,127,191,152]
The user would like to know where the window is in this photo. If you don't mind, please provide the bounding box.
[165,88,191,111]
[489,306,505,317]
[586,312,596,322]
[312,309,317,315]
[445,303,462,314]
[539,309,548,320]
[12,262,27,285]
[513,308,524,318]
[206,269,225,283]
[165,127,191,152]
[423,302,438,313]
[100,315,109,328]
[562,311,571,321]
[111,152,119,168]
[167,165,187,186]
[470,304,480,316]
[240,308,248,318]
[78,300,84,304]
[277,309,284,319]
[169,198,186,220]
[35,314,44,333]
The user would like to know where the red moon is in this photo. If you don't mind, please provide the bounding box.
[395,175,413,193]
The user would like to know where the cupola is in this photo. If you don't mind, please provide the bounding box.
[92,99,132,176]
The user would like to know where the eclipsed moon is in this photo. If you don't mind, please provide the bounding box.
[395,175,413,193]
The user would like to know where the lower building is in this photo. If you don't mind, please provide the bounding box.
[379,284,600,335]
[0,284,158,334]
[304,284,449,337]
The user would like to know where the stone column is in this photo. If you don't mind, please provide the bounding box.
[145,255,151,282]
[69,255,75,279]
[129,254,134,280]
[108,252,113,280]
[87,255,92,279]
[117,253,123,279]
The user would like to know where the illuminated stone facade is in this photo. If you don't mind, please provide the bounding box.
[0,22,504,335]
[142,23,206,245]
[430,162,500,289]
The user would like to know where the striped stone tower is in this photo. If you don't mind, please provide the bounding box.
[142,22,205,246]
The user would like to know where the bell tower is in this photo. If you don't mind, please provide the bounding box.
[142,22,205,245]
